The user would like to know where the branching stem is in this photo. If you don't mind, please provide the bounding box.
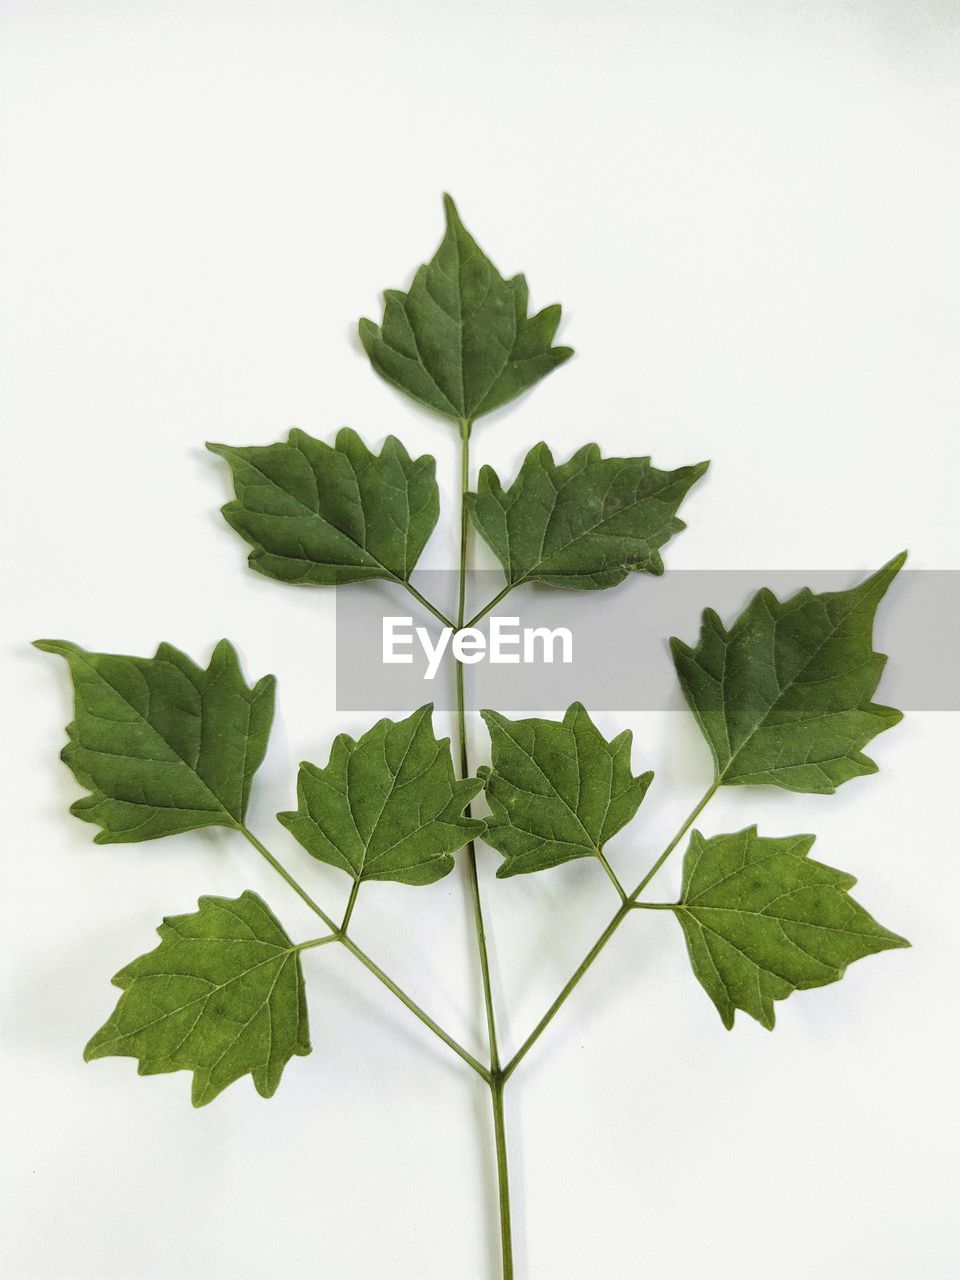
[456,417,513,1279]
[501,779,720,1081]
[236,823,489,1080]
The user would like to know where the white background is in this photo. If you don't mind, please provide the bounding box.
[2,3,958,1278]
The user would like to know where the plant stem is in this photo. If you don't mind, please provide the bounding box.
[341,878,360,932]
[490,1075,514,1279]
[239,823,339,932]
[501,779,720,1081]
[464,581,518,630]
[629,780,719,901]
[456,417,512,1279]
[296,934,340,951]
[337,930,490,1080]
[236,823,488,1080]
[597,850,628,903]
[402,579,455,629]
[502,903,631,1083]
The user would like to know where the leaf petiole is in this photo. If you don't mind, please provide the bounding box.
[464,581,518,630]
[597,850,629,903]
[402,579,455,629]
[238,823,339,932]
[341,879,360,932]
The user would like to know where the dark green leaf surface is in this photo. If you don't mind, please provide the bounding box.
[669,826,909,1029]
[479,703,653,877]
[207,428,438,586]
[35,639,274,842]
[359,195,572,422]
[279,706,484,887]
[85,891,310,1105]
[468,443,708,589]
[670,555,905,793]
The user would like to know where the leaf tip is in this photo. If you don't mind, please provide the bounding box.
[887,549,908,572]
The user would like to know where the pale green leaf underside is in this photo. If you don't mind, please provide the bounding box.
[279,705,484,887]
[34,639,275,842]
[359,194,572,422]
[208,428,438,586]
[670,554,905,793]
[468,443,708,589]
[479,702,653,877]
[671,827,908,1029]
[85,891,310,1105]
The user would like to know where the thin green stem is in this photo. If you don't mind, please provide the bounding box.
[238,823,339,932]
[337,930,490,1080]
[502,779,720,1081]
[597,850,628,903]
[402,579,455,629]
[456,419,501,1071]
[490,1076,514,1280]
[502,904,631,1083]
[457,420,472,630]
[296,934,340,951]
[456,417,512,1279]
[628,780,719,901]
[236,824,488,1080]
[464,581,518,630]
[341,877,360,932]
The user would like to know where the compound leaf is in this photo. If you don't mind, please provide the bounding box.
[84,891,310,1105]
[668,826,909,1029]
[359,194,572,422]
[479,703,653,877]
[670,554,905,793]
[468,443,708,590]
[279,705,484,887]
[207,428,438,586]
[34,638,274,842]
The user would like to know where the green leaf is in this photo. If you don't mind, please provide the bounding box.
[478,703,653,877]
[359,194,572,422]
[668,826,909,1029]
[84,891,310,1105]
[278,705,484,887]
[670,554,905,793]
[34,638,274,842]
[207,428,438,586]
[468,443,708,589]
